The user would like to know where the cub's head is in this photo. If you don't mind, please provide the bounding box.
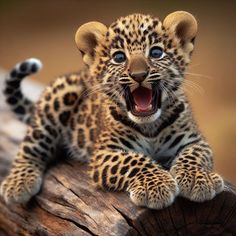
[75,12,197,124]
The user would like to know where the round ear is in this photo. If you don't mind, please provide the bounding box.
[75,22,107,65]
[163,11,198,42]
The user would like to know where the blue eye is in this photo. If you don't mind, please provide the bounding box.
[112,51,126,63]
[149,46,164,59]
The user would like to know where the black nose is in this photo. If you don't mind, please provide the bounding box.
[130,71,148,82]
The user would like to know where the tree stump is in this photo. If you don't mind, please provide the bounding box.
[0,72,235,236]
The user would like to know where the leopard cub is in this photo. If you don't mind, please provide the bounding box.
[0,11,224,209]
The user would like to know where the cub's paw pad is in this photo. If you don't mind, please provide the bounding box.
[0,174,42,204]
[128,170,179,209]
[173,169,224,202]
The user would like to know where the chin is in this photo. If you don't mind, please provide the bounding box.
[127,109,162,124]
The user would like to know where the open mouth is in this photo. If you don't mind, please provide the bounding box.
[125,86,162,117]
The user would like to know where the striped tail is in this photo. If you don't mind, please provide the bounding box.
[4,58,42,124]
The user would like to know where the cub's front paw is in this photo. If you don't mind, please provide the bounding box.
[127,169,179,209]
[0,172,43,204]
[171,168,224,202]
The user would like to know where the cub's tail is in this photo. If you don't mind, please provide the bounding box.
[4,58,42,124]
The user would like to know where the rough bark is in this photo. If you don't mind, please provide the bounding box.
[0,74,235,236]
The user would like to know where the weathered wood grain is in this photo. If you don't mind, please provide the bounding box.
[0,73,235,236]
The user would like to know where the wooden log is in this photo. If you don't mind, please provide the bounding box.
[0,73,236,236]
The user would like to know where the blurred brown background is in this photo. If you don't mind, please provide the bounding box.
[0,0,236,182]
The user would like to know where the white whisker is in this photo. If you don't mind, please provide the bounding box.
[184,72,213,80]
[183,80,205,95]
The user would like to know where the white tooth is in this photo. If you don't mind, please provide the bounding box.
[135,105,153,112]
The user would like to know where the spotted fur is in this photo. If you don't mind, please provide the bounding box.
[0,12,224,209]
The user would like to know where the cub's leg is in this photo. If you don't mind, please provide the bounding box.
[90,145,179,209]
[170,139,224,202]
[1,61,84,204]
[0,122,59,203]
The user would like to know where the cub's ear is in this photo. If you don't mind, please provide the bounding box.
[75,22,107,65]
[163,11,197,44]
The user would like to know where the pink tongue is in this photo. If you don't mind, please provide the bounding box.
[132,87,152,111]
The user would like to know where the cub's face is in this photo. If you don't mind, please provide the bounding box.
[75,12,197,124]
